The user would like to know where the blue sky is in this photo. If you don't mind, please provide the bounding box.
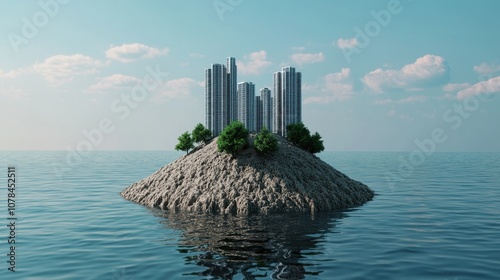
[1,0,499,151]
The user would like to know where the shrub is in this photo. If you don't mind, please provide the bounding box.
[286,123,325,154]
[175,132,194,154]
[286,123,310,150]
[217,121,249,156]
[192,123,212,144]
[308,132,325,154]
[254,128,278,155]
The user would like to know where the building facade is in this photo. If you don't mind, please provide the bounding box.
[237,82,256,132]
[273,66,301,136]
[205,63,229,136]
[227,57,238,123]
[260,88,272,131]
[255,95,263,132]
[206,59,301,137]
[205,57,238,136]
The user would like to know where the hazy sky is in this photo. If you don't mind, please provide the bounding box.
[1,0,499,151]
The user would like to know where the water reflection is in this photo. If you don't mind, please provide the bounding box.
[154,211,348,279]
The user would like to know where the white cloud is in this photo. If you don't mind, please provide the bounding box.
[106,43,169,63]
[156,78,203,99]
[305,68,353,104]
[290,52,324,65]
[0,87,28,100]
[0,67,31,79]
[457,76,500,99]
[336,38,358,49]
[33,54,103,85]
[88,74,140,92]
[292,46,306,52]
[473,62,500,76]
[237,50,272,75]
[362,54,449,93]
[385,109,412,121]
[386,109,396,117]
[375,95,427,105]
[442,83,472,92]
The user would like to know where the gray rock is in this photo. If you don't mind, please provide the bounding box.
[120,136,374,215]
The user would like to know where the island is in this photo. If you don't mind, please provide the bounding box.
[120,122,374,215]
[121,59,374,214]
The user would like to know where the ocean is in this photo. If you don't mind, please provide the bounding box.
[0,151,499,279]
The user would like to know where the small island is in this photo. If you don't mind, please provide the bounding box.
[121,59,374,214]
[120,122,374,215]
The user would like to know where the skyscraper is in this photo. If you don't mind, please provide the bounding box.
[260,88,272,131]
[205,63,229,136]
[273,66,301,136]
[255,95,263,132]
[237,82,255,132]
[205,58,239,136]
[273,71,282,135]
[226,57,238,123]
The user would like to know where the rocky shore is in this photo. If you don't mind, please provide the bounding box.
[121,136,374,215]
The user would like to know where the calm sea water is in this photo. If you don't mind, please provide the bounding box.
[0,151,499,279]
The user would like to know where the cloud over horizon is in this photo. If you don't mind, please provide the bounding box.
[473,62,500,76]
[457,76,500,99]
[305,68,353,104]
[290,52,324,65]
[88,74,141,92]
[362,54,449,93]
[33,54,104,85]
[336,38,358,49]
[236,50,272,75]
[155,78,203,99]
[106,43,169,63]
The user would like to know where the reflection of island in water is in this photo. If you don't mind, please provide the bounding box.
[153,211,350,279]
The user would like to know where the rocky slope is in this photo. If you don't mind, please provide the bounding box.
[121,136,374,215]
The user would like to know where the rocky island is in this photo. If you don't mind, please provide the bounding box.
[121,127,374,215]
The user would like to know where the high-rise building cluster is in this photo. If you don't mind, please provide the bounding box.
[205,57,301,136]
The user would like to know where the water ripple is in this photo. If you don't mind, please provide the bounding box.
[0,151,499,279]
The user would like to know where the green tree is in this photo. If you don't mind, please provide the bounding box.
[286,123,325,154]
[308,132,325,154]
[175,131,195,154]
[192,123,212,144]
[286,123,311,150]
[217,121,249,156]
[254,127,278,155]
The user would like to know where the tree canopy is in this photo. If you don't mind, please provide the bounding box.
[175,131,195,154]
[286,123,325,154]
[192,123,212,144]
[254,127,278,155]
[217,121,249,156]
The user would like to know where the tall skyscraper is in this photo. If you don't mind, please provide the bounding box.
[205,58,239,136]
[273,66,302,136]
[260,88,272,131]
[227,57,238,123]
[237,82,256,132]
[255,95,263,132]
[205,63,229,136]
[273,71,282,135]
